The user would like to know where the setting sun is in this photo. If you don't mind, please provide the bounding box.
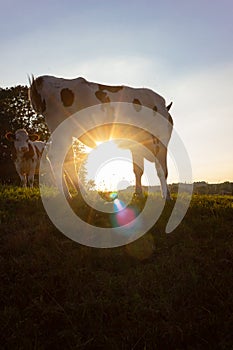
[83,140,179,191]
[85,140,135,191]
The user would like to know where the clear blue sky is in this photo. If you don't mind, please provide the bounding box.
[1,0,233,183]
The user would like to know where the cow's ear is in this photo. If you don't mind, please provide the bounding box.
[29,134,40,141]
[5,132,15,142]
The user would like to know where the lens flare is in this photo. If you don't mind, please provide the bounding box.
[111,198,139,229]
[113,198,125,211]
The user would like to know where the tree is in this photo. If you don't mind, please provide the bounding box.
[0,85,49,137]
[86,179,96,191]
[72,137,91,188]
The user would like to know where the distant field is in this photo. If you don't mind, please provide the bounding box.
[0,186,232,349]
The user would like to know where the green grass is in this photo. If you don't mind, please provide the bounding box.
[0,186,233,349]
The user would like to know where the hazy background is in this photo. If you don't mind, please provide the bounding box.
[1,0,233,185]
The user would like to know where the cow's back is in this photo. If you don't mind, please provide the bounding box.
[29,75,170,132]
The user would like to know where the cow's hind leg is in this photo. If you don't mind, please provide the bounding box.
[155,146,171,201]
[28,162,36,187]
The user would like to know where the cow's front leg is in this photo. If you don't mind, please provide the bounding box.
[64,145,86,196]
[15,162,27,187]
[63,160,80,193]
[28,161,36,187]
[19,174,27,187]
[28,174,35,187]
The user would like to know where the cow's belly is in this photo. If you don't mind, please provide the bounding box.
[78,124,156,148]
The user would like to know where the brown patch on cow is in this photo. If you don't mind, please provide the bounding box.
[60,88,75,107]
[30,78,46,113]
[23,143,35,160]
[153,105,157,115]
[95,90,111,103]
[98,84,123,93]
[132,98,142,112]
[153,136,160,155]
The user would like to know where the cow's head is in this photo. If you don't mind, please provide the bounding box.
[5,129,39,154]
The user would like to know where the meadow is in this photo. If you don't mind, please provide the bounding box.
[0,186,232,349]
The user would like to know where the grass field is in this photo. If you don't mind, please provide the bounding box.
[0,186,233,349]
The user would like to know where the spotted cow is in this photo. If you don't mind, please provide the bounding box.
[5,129,46,187]
[29,76,173,199]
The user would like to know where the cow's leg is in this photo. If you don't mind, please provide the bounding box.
[28,169,35,187]
[46,140,84,199]
[47,151,79,200]
[15,163,27,187]
[19,173,27,187]
[28,174,35,187]
[63,161,80,192]
[28,162,36,187]
[45,140,73,199]
[132,151,144,196]
[63,146,86,195]
[155,145,171,200]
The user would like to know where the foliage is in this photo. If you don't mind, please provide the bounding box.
[0,85,49,137]
[192,181,233,195]
[0,188,232,349]
[72,137,89,187]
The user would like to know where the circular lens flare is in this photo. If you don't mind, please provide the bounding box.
[112,198,139,228]
[113,198,126,211]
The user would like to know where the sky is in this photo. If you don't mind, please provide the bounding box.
[1,0,233,187]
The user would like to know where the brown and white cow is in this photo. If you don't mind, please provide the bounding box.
[5,129,46,187]
[29,75,173,199]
